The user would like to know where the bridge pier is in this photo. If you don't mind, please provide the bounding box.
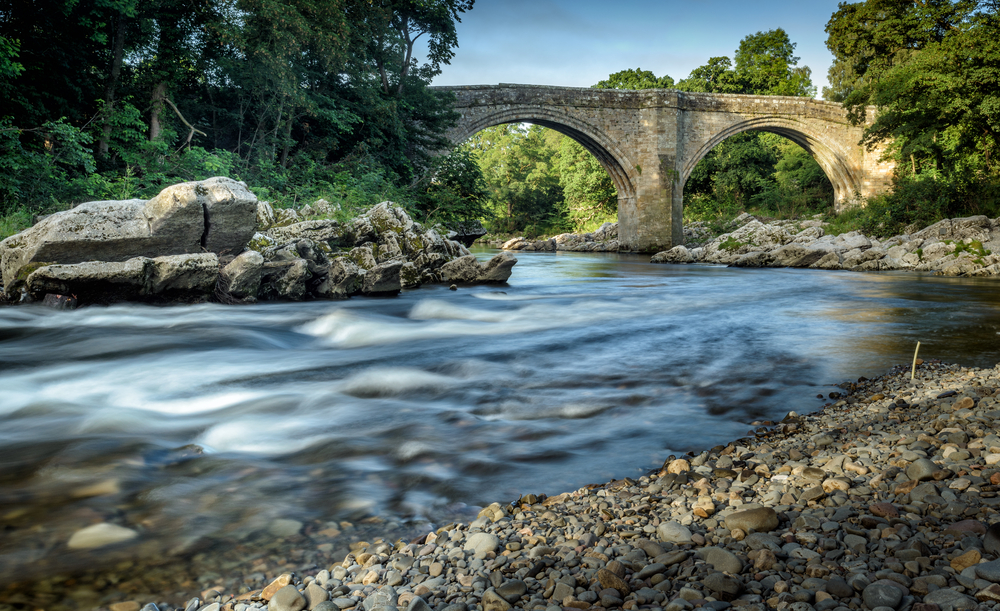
[435,84,894,253]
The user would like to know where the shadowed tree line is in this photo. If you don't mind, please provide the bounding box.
[0,0,488,238]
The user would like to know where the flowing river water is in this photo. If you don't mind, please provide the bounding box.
[3,249,1000,601]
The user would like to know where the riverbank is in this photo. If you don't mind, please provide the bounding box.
[10,357,1000,611]
[488,213,1000,277]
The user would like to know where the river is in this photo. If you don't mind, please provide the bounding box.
[2,249,1000,597]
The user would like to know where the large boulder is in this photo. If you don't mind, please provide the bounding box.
[220,251,265,300]
[440,254,482,283]
[1,177,256,295]
[478,252,517,283]
[25,253,218,304]
[362,260,403,295]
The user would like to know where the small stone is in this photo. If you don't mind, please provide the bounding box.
[464,532,500,559]
[269,586,306,611]
[826,577,853,598]
[696,547,743,574]
[67,523,139,549]
[362,586,397,611]
[923,589,977,611]
[725,507,779,533]
[907,459,939,482]
[658,521,693,544]
[262,575,294,601]
[975,560,1000,583]
[870,503,899,518]
[597,568,631,595]
[951,549,981,572]
[863,583,902,610]
[110,603,141,611]
[304,583,328,610]
[703,573,743,601]
[977,585,1000,602]
[481,588,512,611]
[496,580,526,603]
[986,523,1000,555]
[668,459,691,474]
[268,519,303,537]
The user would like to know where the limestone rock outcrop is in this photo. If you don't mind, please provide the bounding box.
[0,182,518,306]
[1,177,255,293]
[650,213,1000,277]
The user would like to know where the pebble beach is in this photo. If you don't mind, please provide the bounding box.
[10,356,1000,611]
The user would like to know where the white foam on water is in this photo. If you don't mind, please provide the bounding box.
[299,295,702,349]
[196,418,331,455]
[338,367,458,397]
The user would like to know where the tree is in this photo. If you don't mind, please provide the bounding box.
[826,0,1000,178]
[593,68,674,90]
[465,124,563,235]
[557,138,617,229]
[362,0,474,96]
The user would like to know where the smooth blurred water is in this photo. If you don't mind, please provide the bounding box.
[3,249,1000,580]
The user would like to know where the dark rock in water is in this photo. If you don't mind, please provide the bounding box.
[479,252,517,283]
[362,260,403,295]
[449,220,487,247]
[41,293,77,309]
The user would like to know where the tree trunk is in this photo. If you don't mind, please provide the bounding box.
[98,13,127,157]
[279,114,294,168]
[149,81,168,141]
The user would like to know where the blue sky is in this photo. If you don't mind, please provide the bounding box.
[431,0,845,98]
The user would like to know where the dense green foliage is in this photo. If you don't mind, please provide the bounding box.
[824,0,1000,235]
[0,0,484,238]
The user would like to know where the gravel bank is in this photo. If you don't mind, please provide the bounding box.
[9,359,1000,611]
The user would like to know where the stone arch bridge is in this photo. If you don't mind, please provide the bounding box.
[433,84,894,253]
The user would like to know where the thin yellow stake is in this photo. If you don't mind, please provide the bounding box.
[911,341,921,381]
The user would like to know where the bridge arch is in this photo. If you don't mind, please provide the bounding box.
[445,107,637,202]
[680,116,862,207]
[437,84,894,252]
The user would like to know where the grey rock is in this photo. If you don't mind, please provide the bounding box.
[697,546,743,573]
[405,597,430,611]
[770,243,826,268]
[862,583,903,610]
[270,220,345,246]
[922,588,977,611]
[658,521,693,544]
[304,583,328,610]
[825,576,853,598]
[704,573,743,600]
[26,253,218,303]
[651,246,695,264]
[439,254,481,283]
[725,507,779,533]
[269,585,306,611]
[985,523,1000,555]
[316,257,362,299]
[975,560,1000,583]
[464,532,500,559]
[906,459,939,482]
[362,260,402,295]
[362,586,397,611]
[495,580,526,603]
[261,259,311,301]
[481,588,511,611]
[221,250,264,299]
[478,252,517,283]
